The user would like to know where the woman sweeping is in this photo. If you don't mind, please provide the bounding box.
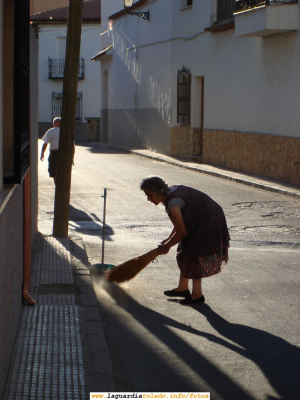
[141,176,230,305]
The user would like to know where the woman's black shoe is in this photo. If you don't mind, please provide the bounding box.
[179,295,205,305]
[164,289,190,297]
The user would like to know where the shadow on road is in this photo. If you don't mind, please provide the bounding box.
[193,304,300,400]
[101,280,299,399]
[100,280,264,399]
[75,141,129,155]
[68,204,114,239]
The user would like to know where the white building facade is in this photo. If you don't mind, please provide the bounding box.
[31,0,101,139]
[95,0,300,186]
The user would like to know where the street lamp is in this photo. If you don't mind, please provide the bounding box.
[122,0,149,21]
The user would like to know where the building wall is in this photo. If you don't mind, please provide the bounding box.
[30,26,39,239]
[169,2,300,184]
[0,0,3,192]
[38,23,101,140]
[170,2,300,137]
[0,185,24,399]
[100,1,122,34]
[0,10,39,398]
[2,0,14,174]
[103,0,173,153]
[101,0,300,185]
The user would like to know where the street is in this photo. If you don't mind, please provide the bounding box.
[38,141,300,400]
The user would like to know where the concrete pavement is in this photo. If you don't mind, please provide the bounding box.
[3,141,299,399]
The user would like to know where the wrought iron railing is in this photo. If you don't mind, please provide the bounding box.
[177,66,191,125]
[235,0,298,12]
[52,91,82,122]
[48,57,85,79]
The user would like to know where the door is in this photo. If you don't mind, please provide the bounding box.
[193,77,204,156]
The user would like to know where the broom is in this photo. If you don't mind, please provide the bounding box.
[106,247,160,283]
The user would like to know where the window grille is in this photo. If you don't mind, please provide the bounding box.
[177,66,191,125]
[52,92,82,122]
[48,58,85,79]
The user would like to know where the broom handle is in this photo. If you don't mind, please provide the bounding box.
[102,188,107,264]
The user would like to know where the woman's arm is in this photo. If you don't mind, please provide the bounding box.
[158,206,187,254]
[161,227,176,244]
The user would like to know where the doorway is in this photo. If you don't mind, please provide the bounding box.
[193,77,204,156]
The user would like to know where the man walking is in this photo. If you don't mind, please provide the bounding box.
[40,117,61,184]
[40,117,75,184]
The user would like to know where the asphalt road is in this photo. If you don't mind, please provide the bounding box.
[38,141,300,400]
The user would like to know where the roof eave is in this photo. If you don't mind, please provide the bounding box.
[91,45,113,61]
[30,18,101,25]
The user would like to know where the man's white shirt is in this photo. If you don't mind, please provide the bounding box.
[42,127,60,150]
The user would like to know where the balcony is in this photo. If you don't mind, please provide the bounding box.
[236,0,297,12]
[48,57,85,79]
[234,0,299,37]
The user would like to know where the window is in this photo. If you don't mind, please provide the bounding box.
[49,57,85,79]
[52,92,82,122]
[217,0,235,22]
[3,0,30,184]
[177,66,191,125]
[181,0,193,8]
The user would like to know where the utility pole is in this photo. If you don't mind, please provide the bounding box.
[53,0,83,237]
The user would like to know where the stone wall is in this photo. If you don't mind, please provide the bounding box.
[170,126,202,158]
[202,130,300,186]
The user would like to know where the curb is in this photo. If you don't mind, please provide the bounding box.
[107,145,300,199]
[70,235,116,393]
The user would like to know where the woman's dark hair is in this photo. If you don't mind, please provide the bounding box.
[140,176,170,196]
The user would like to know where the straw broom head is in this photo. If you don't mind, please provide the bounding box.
[106,247,160,283]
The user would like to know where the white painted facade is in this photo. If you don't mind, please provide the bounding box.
[38,22,101,137]
[98,0,300,152]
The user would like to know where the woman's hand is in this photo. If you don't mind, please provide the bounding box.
[160,238,169,245]
[157,244,171,255]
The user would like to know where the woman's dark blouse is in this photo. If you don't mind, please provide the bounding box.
[166,185,230,279]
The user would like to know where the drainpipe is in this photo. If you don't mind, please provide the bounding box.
[23,168,36,305]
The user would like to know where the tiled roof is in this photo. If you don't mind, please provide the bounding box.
[30,0,100,23]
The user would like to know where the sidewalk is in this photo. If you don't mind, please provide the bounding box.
[102,144,300,198]
[3,233,115,400]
